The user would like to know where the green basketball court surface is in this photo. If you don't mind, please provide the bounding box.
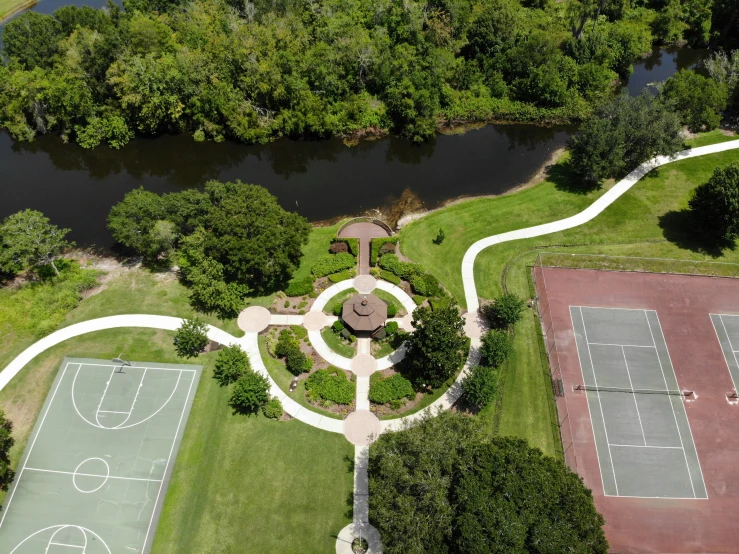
[0,357,202,553]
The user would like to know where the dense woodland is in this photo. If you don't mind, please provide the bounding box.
[0,0,736,147]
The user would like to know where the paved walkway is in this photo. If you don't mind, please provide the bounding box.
[339,222,390,275]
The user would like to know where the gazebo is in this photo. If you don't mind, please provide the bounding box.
[342,294,387,335]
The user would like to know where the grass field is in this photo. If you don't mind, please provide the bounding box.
[0,0,35,22]
[372,289,407,317]
[400,133,739,456]
[0,327,353,552]
[323,288,358,315]
[321,327,356,358]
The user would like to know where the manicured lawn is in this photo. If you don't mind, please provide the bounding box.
[290,221,343,283]
[372,289,407,317]
[321,328,356,358]
[258,336,345,419]
[0,0,34,21]
[400,133,739,457]
[323,288,358,315]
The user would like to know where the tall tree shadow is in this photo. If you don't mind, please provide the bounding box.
[548,160,595,195]
[659,209,735,257]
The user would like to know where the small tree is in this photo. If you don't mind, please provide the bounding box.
[0,210,73,277]
[213,345,250,386]
[689,162,739,242]
[661,70,728,132]
[0,410,14,491]
[405,304,468,388]
[482,293,526,328]
[433,228,446,245]
[480,329,513,367]
[262,397,284,419]
[174,318,209,358]
[230,371,270,415]
[463,365,497,410]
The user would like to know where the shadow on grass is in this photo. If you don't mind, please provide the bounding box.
[658,209,735,257]
[548,160,596,195]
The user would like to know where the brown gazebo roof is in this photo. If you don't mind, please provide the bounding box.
[342,294,387,333]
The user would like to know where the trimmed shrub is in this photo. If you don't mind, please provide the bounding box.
[462,365,497,410]
[370,267,381,278]
[480,329,513,368]
[374,328,387,340]
[328,269,356,283]
[174,318,208,359]
[410,273,442,297]
[386,303,398,318]
[213,345,250,386]
[229,372,270,415]
[284,299,290,308]
[369,373,415,404]
[412,295,425,306]
[275,329,297,357]
[311,253,356,278]
[262,397,284,419]
[340,328,351,339]
[291,325,308,341]
[284,276,314,297]
[329,241,349,254]
[482,293,526,328]
[378,254,423,281]
[331,237,359,256]
[333,320,345,332]
[378,242,396,256]
[385,321,399,335]
[371,237,399,264]
[333,303,343,316]
[379,269,401,285]
[285,345,312,375]
[305,369,355,405]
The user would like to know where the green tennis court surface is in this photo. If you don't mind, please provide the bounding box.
[0,357,202,553]
[570,307,707,499]
[711,313,739,391]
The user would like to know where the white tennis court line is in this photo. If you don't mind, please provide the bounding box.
[621,345,647,446]
[23,467,163,483]
[572,306,707,500]
[79,363,196,373]
[0,360,197,551]
[608,444,683,449]
[713,315,739,388]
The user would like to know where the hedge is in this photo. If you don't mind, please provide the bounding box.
[378,269,401,285]
[312,253,356,278]
[331,237,359,257]
[328,269,356,283]
[305,369,355,405]
[284,276,314,296]
[410,273,442,297]
[378,254,424,281]
[371,237,399,265]
[369,373,415,404]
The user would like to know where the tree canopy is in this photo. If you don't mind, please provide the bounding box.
[0,0,728,147]
[404,304,468,388]
[0,210,73,277]
[174,318,209,358]
[662,69,728,132]
[689,162,739,242]
[368,412,607,554]
[108,181,309,317]
[0,410,15,491]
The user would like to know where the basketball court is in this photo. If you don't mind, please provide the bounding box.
[570,306,706,499]
[0,357,202,553]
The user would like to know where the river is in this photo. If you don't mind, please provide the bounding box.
[0,47,707,247]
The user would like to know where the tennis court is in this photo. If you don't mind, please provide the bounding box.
[711,313,739,391]
[570,307,707,499]
[0,357,201,554]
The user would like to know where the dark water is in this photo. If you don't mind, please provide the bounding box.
[626,46,708,96]
[0,125,573,246]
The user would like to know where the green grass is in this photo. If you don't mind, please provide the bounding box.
[323,288,358,315]
[400,133,739,456]
[685,129,738,148]
[290,222,344,283]
[0,327,353,552]
[372,289,407,317]
[321,328,356,358]
[258,336,345,419]
[0,0,35,21]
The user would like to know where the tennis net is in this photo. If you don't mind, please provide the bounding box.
[574,384,693,397]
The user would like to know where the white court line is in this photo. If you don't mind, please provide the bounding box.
[24,467,163,483]
[49,543,85,549]
[94,366,117,427]
[645,311,697,499]
[580,307,620,496]
[79,363,195,373]
[608,444,683,449]
[621,346,647,446]
[709,314,739,394]
[98,411,129,414]
[604,493,708,500]
[718,315,739,380]
[141,368,196,550]
[569,308,608,498]
[588,342,655,349]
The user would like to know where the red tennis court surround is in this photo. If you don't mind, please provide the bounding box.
[534,267,739,554]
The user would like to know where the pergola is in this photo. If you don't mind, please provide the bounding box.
[341,294,387,335]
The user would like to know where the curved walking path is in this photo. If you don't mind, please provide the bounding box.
[462,140,739,311]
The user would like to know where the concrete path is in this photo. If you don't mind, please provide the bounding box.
[461,140,739,311]
[338,222,390,276]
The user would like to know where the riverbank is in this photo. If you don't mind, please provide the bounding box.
[0,0,35,22]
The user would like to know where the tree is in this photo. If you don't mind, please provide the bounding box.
[0,210,73,277]
[479,329,513,367]
[404,304,468,388]
[107,188,168,255]
[482,292,526,328]
[174,318,209,358]
[213,345,250,386]
[662,70,728,132]
[0,411,14,491]
[368,413,607,554]
[229,371,270,415]
[453,438,608,553]
[689,162,739,242]
[462,365,497,410]
[569,92,684,187]
[1,12,63,69]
